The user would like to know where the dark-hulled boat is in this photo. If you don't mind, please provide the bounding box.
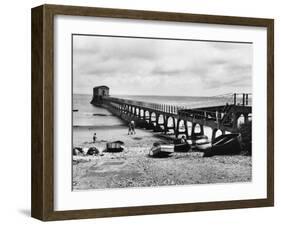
[149,144,174,157]
[203,133,242,157]
[174,139,191,152]
[106,141,124,152]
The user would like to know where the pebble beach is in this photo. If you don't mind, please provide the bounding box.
[72,126,252,190]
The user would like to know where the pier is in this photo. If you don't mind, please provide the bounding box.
[91,86,252,141]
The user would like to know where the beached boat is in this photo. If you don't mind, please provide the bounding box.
[194,138,211,151]
[173,139,191,152]
[194,137,209,145]
[87,147,99,155]
[149,144,174,157]
[192,134,208,140]
[203,133,242,157]
[106,141,124,152]
[73,147,83,155]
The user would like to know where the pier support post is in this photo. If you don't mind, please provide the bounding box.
[156,114,159,126]
[199,124,204,135]
[147,111,150,122]
[164,117,168,134]
[191,123,196,138]
[243,113,249,123]
[232,113,239,130]
[176,119,180,138]
[140,109,144,120]
[212,128,218,141]
[172,117,176,135]
[164,116,176,135]
[184,120,189,138]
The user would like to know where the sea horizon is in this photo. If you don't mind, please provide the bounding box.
[72,92,243,98]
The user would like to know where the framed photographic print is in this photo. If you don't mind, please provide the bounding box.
[31,4,274,221]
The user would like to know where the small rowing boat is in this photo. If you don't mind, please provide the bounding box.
[174,139,191,152]
[106,141,124,152]
[149,144,174,157]
[203,133,242,157]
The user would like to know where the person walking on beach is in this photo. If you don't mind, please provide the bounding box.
[131,120,136,135]
[93,133,97,143]
[128,122,132,135]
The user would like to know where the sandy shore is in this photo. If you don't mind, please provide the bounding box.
[72,126,252,190]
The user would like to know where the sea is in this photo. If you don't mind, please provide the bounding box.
[73,94,236,127]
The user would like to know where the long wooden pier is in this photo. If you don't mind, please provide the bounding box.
[91,86,251,141]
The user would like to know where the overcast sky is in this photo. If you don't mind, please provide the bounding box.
[73,35,252,96]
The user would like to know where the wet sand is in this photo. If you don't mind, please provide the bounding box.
[72,126,252,190]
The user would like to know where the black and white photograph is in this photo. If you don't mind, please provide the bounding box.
[72,34,252,190]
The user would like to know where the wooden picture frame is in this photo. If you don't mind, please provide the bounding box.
[31,4,274,221]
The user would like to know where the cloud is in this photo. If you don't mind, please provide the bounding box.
[73,35,252,96]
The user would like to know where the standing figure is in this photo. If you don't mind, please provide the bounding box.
[181,135,187,143]
[128,122,132,135]
[131,120,136,135]
[93,133,97,143]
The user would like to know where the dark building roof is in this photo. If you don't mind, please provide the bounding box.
[93,86,109,90]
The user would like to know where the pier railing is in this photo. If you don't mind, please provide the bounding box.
[103,96,182,114]
[103,93,251,115]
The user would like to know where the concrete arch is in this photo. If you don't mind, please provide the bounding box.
[216,129,223,137]
[187,121,192,136]
[191,123,204,138]
[132,106,137,115]
[177,119,186,132]
[134,106,139,116]
[157,114,165,125]
[140,108,145,119]
[194,123,201,133]
[150,112,157,125]
[166,116,176,128]
[237,114,245,127]
[132,106,136,115]
[176,119,188,138]
[144,110,150,122]
[211,128,223,141]
[165,116,176,134]
[129,106,133,114]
